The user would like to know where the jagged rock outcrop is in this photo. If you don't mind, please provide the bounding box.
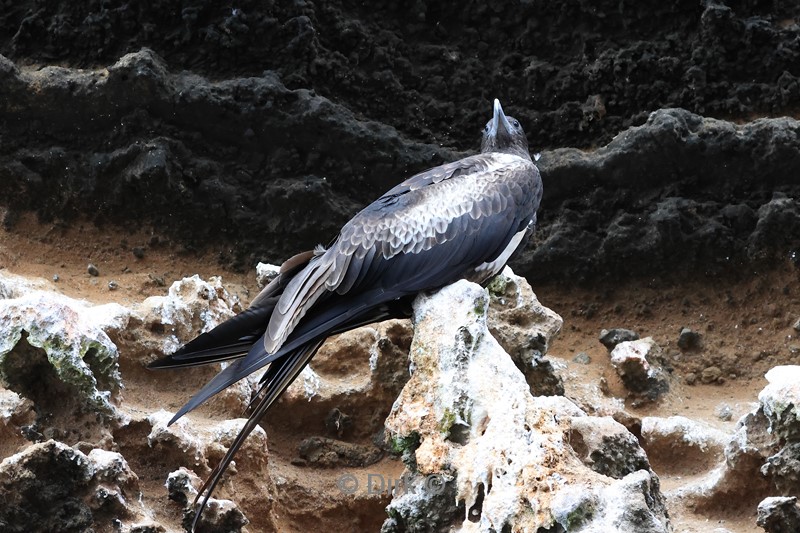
[0,49,454,268]
[383,280,668,532]
[2,1,798,149]
[757,496,800,533]
[0,271,127,426]
[0,440,141,533]
[0,266,574,531]
[2,40,800,279]
[527,110,800,282]
[486,268,564,397]
[640,365,800,523]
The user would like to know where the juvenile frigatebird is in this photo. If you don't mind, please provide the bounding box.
[148,99,543,528]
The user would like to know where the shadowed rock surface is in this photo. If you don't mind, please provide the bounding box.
[1,1,799,278]
[383,279,668,532]
[2,2,800,532]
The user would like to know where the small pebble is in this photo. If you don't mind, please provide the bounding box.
[685,372,697,385]
[87,264,100,277]
[108,280,118,291]
[793,318,800,333]
[677,327,702,350]
[132,247,145,259]
[52,274,59,282]
[715,403,733,421]
[572,352,591,364]
[701,366,722,384]
[598,328,639,351]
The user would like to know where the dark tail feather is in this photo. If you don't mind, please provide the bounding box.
[146,342,254,369]
[148,254,315,371]
[168,357,250,425]
[215,290,414,388]
[147,302,276,369]
[168,293,414,425]
[188,340,323,533]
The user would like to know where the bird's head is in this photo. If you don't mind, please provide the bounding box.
[480,99,531,160]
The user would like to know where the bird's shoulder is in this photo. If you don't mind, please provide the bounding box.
[263,152,539,351]
[333,152,538,257]
[382,152,535,198]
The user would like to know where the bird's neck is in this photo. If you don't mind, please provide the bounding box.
[486,147,532,161]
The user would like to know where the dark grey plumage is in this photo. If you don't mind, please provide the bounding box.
[148,99,542,529]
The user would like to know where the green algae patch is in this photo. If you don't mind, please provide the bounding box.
[0,290,124,417]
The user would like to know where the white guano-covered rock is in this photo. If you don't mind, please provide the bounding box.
[486,266,565,396]
[383,279,669,533]
[759,365,800,441]
[609,337,669,400]
[140,274,241,355]
[0,271,127,415]
[255,262,280,288]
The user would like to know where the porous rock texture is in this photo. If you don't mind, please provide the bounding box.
[639,365,800,527]
[0,271,267,532]
[0,263,676,532]
[0,440,142,533]
[0,271,128,444]
[1,2,800,278]
[383,279,669,532]
[757,496,800,533]
[2,2,800,531]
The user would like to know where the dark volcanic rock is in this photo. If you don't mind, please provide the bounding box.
[526,110,800,281]
[1,2,800,279]
[0,49,453,266]
[0,440,140,533]
[757,496,800,533]
[2,1,799,150]
[569,416,652,480]
[762,443,800,494]
[599,328,640,351]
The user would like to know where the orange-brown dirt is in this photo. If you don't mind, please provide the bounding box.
[2,212,798,532]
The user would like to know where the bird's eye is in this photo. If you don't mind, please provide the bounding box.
[511,120,520,128]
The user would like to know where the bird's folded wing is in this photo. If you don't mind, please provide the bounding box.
[381,154,491,195]
[169,154,538,422]
[262,153,538,353]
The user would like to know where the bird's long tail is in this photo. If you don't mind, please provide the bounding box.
[148,253,315,371]
[188,339,324,533]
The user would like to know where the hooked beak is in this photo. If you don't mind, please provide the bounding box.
[489,99,514,137]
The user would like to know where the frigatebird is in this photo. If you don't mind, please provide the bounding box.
[148,99,543,528]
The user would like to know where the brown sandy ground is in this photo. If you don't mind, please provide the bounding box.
[2,213,798,532]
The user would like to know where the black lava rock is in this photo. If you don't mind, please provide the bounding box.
[1,3,799,281]
[599,328,640,351]
[757,496,800,533]
[677,328,702,350]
